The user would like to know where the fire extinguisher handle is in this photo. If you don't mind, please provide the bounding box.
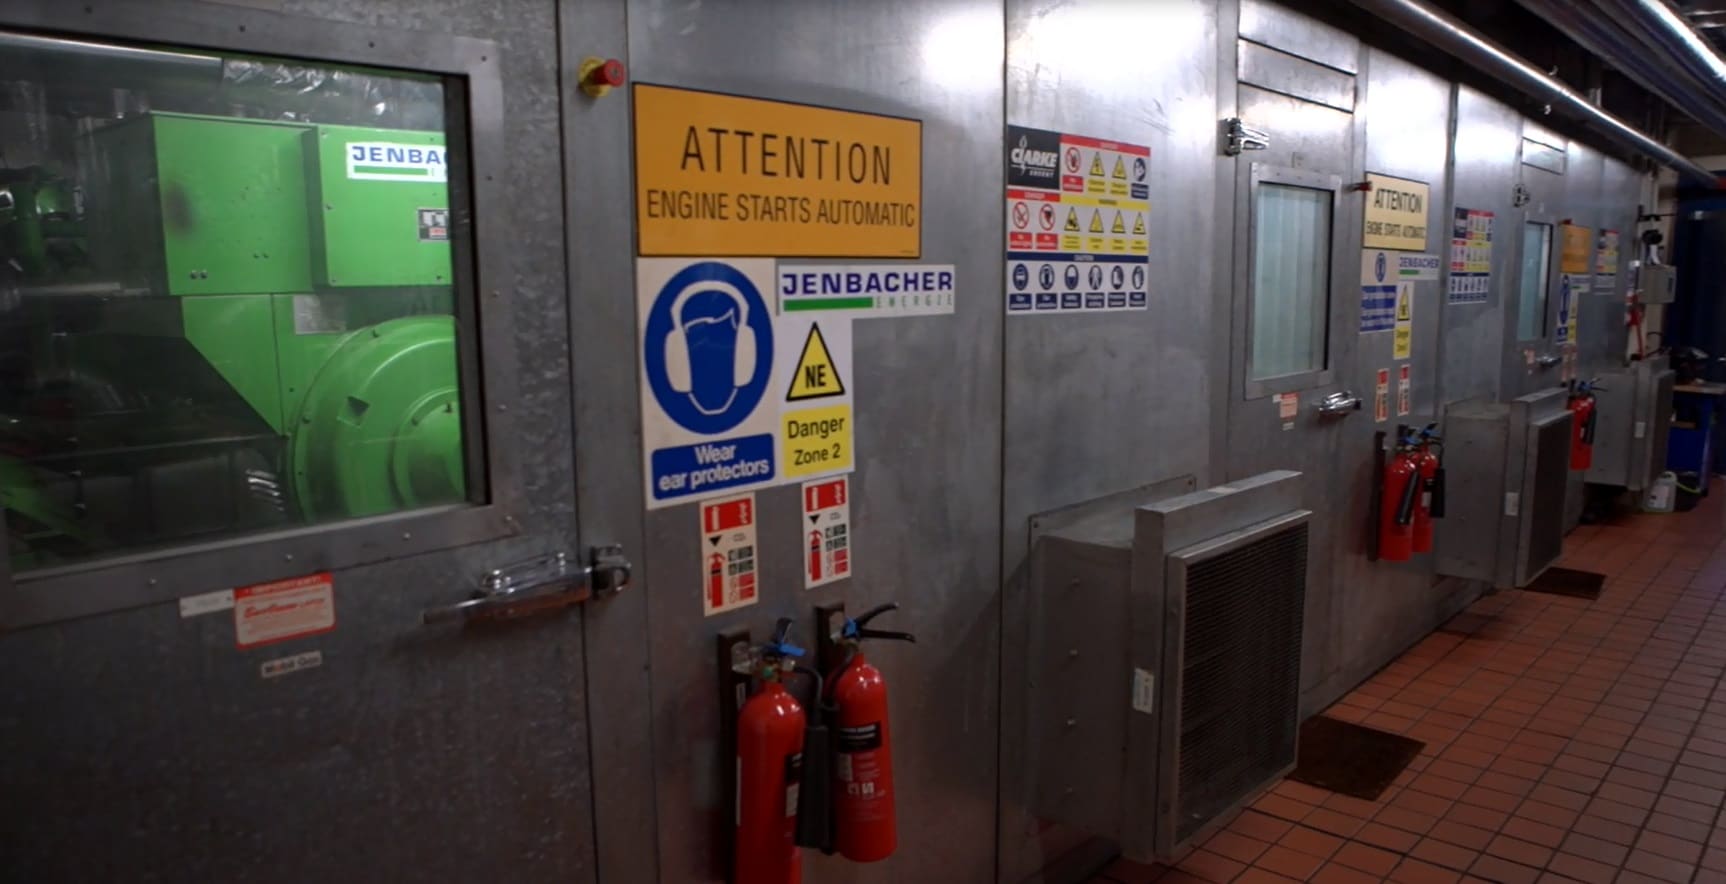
[851,602,900,626]
[856,628,917,644]
[1396,466,1420,526]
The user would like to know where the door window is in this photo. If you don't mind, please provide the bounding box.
[1518,221,1553,340]
[1250,183,1333,381]
[0,34,480,573]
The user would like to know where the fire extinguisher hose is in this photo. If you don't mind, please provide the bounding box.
[1396,464,1420,526]
[792,665,836,853]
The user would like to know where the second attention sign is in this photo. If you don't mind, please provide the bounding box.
[633,84,923,258]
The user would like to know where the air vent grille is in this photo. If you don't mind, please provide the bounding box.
[1175,521,1307,844]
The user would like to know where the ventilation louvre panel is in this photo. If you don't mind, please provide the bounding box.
[1170,521,1307,845]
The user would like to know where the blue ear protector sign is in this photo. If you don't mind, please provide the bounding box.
[639,259,778,507]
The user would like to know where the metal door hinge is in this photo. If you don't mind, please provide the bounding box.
[422,545,632,624]
[1223,118,1269,156]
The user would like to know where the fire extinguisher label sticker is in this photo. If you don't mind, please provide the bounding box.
[784,752,803,816]
[802,476,852,589]
[837,722,884,752]
[1397,365,1411,417]
[701,493,759,616]
[1374,368,1390,423]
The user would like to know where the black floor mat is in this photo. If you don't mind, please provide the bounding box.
[1523,566,1606,600]
[1287,715,1425,801]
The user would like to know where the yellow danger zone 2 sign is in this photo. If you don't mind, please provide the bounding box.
[783,404,852,478]
[633,84,923,257]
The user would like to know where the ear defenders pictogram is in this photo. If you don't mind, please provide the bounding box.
[664,280,757,393]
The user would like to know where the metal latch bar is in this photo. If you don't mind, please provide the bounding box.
[422,544,631,624]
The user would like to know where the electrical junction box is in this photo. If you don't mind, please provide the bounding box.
[1639,264,1676,305]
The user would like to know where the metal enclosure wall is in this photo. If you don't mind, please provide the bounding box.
[0,1,599,881]
[622,3,1005,883]
[0,1,1662,882]
[998,0,1219,880]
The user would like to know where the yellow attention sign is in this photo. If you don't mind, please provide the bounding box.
[633,84,922,257]
[1560,224,1593,274]
[1363,173,1430,251]
[786,324,845,401]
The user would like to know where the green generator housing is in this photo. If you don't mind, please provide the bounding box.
[43,112,469,532]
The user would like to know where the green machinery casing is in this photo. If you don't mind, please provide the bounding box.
[84,112,466,520]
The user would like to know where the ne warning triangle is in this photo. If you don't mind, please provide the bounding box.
[1089,153,1104,176]
[1112,156,1127,179]
[1132,213,1146,235]
[1064,207,1080,231]
[786,323,846,401]
[1396,289,1412,321]
[1089,211,1104,233]
[1111,211,1126,234]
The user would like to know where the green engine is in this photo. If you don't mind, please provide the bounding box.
[2,112,466,570]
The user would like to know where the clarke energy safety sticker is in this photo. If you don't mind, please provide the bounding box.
[702,493,759,616]
[778,264,955,317]
[639,258,779,508]
[776,316,855,481]
[1448,207,1494,304]
[233,573,336,649]
[803,477,852,589]
[1004,125,1150,314]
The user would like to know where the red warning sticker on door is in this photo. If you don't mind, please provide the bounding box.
[802,477,852,589]
[702,492,758,616]
[1374,368,1391,423]
[234,573,336,649]
[1397,365,1411,417]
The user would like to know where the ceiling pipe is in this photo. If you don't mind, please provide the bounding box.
[1614,0,1726,105]
[1346,0,1719,186]
[1515,0,1726,141]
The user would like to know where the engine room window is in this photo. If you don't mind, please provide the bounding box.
[1250,183,1332,381]
[0,33,477,573]
[1518,221,1552,340]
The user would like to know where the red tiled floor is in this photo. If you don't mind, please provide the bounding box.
[1090,493,1726,884]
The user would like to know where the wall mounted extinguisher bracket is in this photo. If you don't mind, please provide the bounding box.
[814,603,848,676]
[826,603,916,863]
[1412,423,1444,554]
[715,627,753,883]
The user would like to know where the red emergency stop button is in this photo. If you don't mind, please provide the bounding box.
[580,57,626,97]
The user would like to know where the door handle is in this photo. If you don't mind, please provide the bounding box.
[423,545,632,624]
[1536,354,1562,368]
[1315,391,1362,417]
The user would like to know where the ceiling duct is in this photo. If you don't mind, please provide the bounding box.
[1347,0,1719,185]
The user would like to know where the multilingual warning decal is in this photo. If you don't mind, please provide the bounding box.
[1004,125,1150,314]
[633,84,922,258]
[1448,207,1494,304]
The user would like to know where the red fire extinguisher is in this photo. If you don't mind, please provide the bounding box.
[1412,424,1445,554]
[1379,430,1422,562]
[1568,379,1598,470]
[736,623,809,884]
[827,603,915,863]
